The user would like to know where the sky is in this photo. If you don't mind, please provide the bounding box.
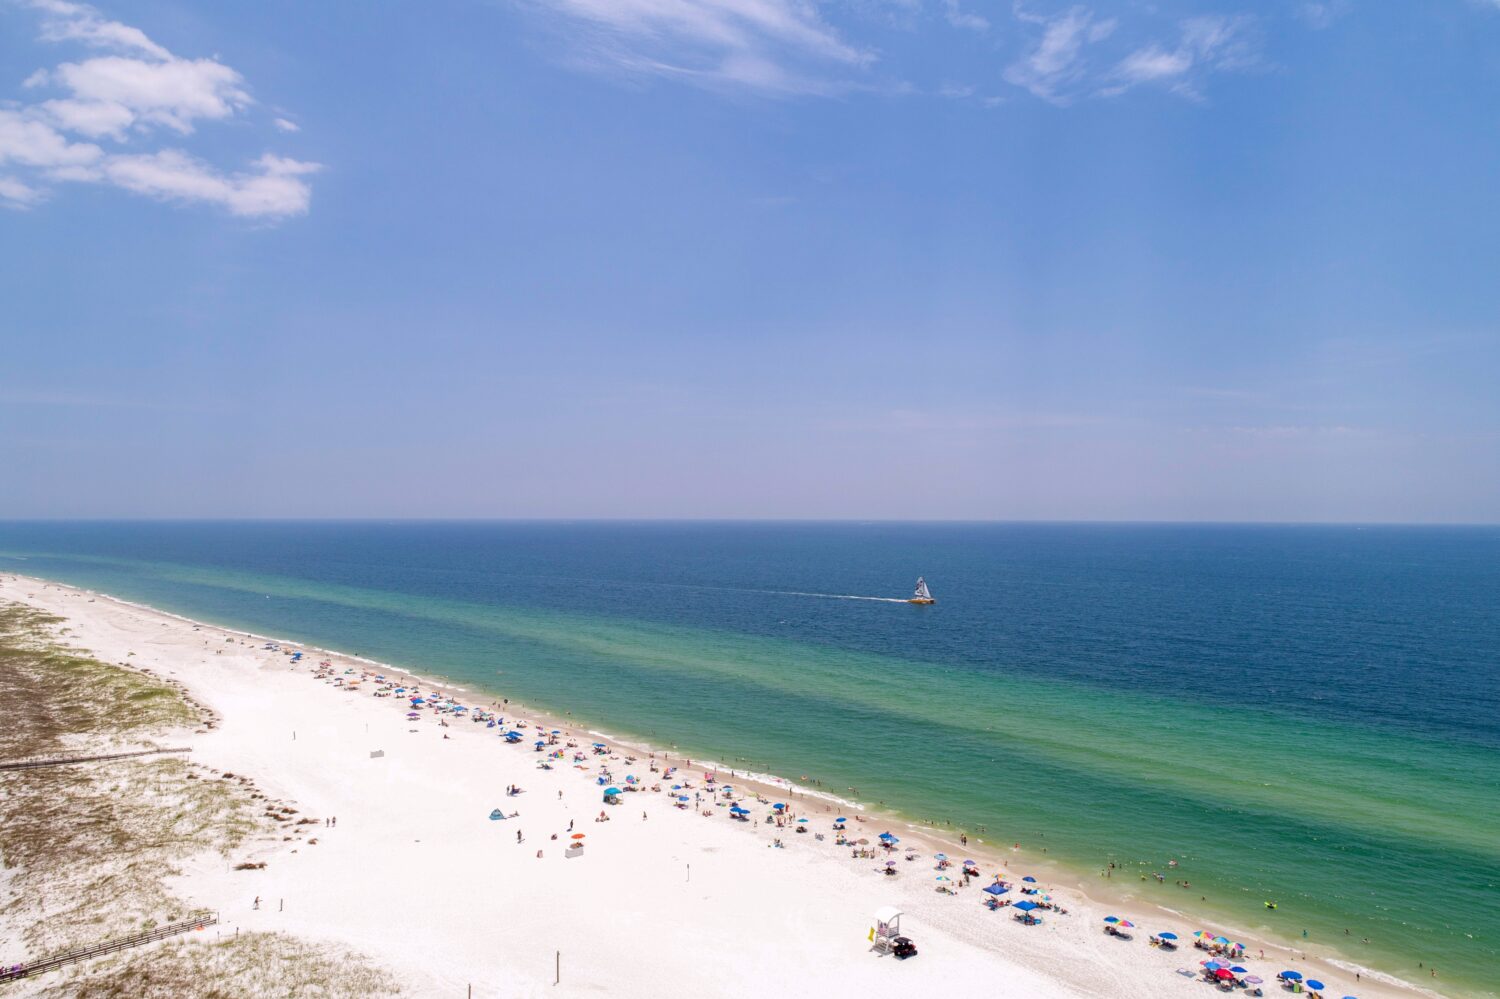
[2,0,1498,521]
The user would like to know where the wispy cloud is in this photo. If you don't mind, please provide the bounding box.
[1295,1,1351,30]
[1108,15,1258,99]
[0,0,317,219]
[521,0,875,95]
[1004,4,1118,104]
[942,0,989,33]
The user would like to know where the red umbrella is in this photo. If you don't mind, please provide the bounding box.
[1215,969,1234,980]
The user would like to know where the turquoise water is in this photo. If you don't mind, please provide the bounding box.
[1,522,1496,994]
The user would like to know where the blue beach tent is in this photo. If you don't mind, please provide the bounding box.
[983,884,1009,896]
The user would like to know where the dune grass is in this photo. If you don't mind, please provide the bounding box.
[34,931,402,999]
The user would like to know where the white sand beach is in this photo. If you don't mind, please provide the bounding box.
[0,576,1435,999]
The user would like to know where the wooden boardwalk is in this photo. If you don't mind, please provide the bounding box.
[0,912,217,982]
[0,747,191,772]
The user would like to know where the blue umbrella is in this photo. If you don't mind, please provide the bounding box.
[1022,876,1038,883]
[1231,967,1249,974]
[1282,971,1304,981]
[774,803,786,810]
[1158,932,1178,940]
[1204,962,1224,971]
[1014,900,1039,911]
[604,787,621,795]
[1306,982,1326,992]
[677,795,690,801]
[835,817,847,822]
[1104,916,1121,924]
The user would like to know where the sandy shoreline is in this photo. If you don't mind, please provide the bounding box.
[0,574,1444,998]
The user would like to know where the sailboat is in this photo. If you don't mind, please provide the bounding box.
[909,577,935,605]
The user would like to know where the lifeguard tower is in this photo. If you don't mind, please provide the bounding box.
[871,906,904,953]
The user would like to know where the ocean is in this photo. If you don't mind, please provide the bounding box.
[1,521,1495,994]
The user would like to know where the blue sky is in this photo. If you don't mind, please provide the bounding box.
[2,0,1498,521]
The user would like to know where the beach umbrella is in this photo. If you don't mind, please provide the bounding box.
[677,795,690,801]
[797,818,808,824]
[935,853,948,860]
[571,833,585,840]
[604,787,621,795]
[935,875,950,881]
[774,803,787,810]
[1203,962,1224,971]
[1230,966,1248,974]
[1215,969,1234,981]
[1282,971,1304,981]
[1014,900,1038,912]
[835,816,847,822]
[1104,916,1121,924]
[592,742,605,747]
[1193,930,1208,938]
[1158,932,1178,941]
[1214,935,1230,945]
[1119,920,1135,928]
[1243,977,1263,986]
[1022,876,1037,883]
[1306,982,1326,992]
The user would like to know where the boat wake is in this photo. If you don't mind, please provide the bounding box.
[771,591,911,604]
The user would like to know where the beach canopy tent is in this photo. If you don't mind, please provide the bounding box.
[983,884,1009,896]
[1014,901,1039,912]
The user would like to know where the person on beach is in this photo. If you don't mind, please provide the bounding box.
[516,830,523,843]
[253,896,260,910]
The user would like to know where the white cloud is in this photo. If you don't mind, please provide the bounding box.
[0,108,103,168]
[2,0,316,219]
[273,117,300,133]
[28,0,170,59]
[101,150,320,218]
[0,174,43,206]
[1004,5,1117,103]
[522,0,873,94]
[33,54,250,136]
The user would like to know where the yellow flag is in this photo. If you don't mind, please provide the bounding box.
[867,926,875,942]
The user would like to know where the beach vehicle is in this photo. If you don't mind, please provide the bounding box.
[891,936,917,959]
[909,577,935,605]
